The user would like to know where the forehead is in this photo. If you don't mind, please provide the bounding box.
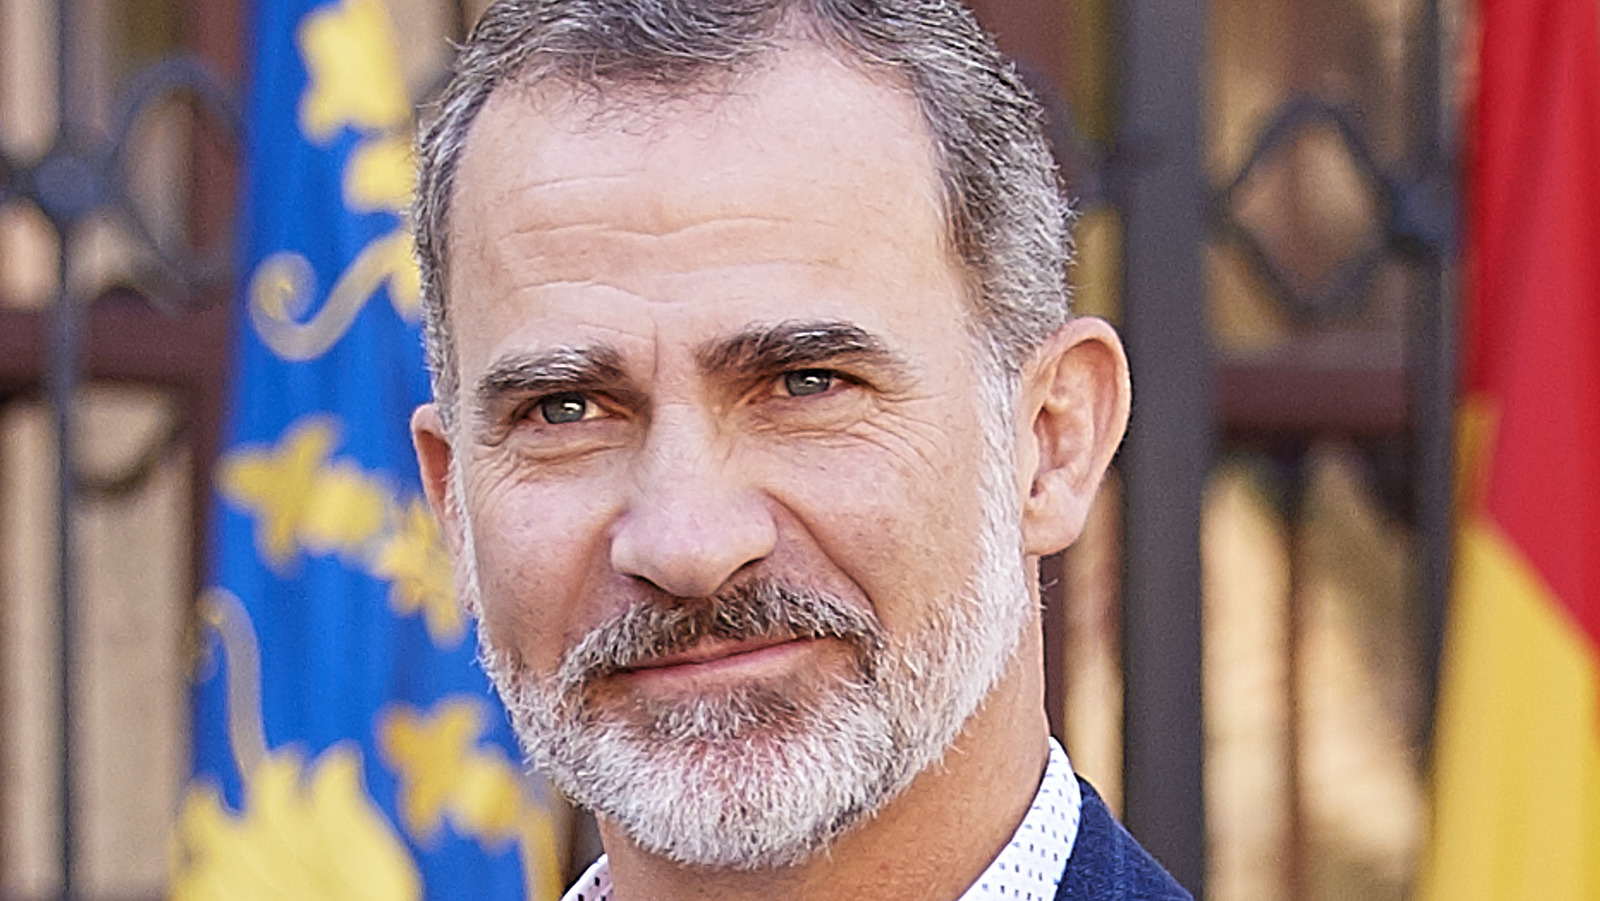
[446,44,972,384]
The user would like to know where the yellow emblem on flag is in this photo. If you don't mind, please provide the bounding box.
[297,0,410,142]
[251,0,421,363]
[172,749,423,901]
[220,417,349,569]
[379,700,565,901]
[172,589,423,901]
[346,133,416,213]
[375,498,463,645]
[220,416,387,571]
[219,415,464,647]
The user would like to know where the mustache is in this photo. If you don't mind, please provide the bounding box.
[552,579,885,693]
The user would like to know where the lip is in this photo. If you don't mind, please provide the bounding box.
[617,636,816,681]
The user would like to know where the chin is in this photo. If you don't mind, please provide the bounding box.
[481,567,1031,869]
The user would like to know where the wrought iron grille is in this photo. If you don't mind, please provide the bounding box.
[0,0,1459,899]
[0,0,240,897]
[972,0,1457,896]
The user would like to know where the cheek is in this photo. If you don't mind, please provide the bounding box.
[764,429,993,634]
[467,473,624,673]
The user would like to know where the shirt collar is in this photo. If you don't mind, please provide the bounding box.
[560,737,1083,901]
[956,737,1082,901]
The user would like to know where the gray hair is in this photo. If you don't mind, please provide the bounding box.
[413,0,1072,423]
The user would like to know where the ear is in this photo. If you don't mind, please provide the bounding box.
[411,403,478,616]
[1016,317,1131,556]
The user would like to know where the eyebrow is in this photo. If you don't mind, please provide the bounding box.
[472,344,629,427]
[695,320,909,381]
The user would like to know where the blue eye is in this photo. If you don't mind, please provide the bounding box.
[538,392,590,423]
[783,369,835,397]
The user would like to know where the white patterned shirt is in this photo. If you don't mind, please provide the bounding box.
[561,738,1083,901]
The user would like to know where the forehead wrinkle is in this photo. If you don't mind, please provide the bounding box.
[505,172,636,192]
[491,223,879,295]
[505,214,804,241]
[498,264,881,302]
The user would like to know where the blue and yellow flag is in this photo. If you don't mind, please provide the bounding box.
[170,2,562,898]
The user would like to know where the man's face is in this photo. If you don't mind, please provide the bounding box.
[425,47,1037,866]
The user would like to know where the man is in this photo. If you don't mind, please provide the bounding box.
[409,2,1190,899]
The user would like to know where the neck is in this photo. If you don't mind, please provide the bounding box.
[601,615,1052,901]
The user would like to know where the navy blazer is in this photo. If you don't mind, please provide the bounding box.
[1055,780,1193,900]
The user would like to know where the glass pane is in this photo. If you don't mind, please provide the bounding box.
[0,200,60,311]
[1203,459,1295,901]
[1202,446,1426,901]
[1206,0,1432,357]
[0,0,60,161]
[1298,446,1423,901]
[114,0,182,82]
[0,386,192,898]
[1060,473,1125,813]
[1,401,62,898]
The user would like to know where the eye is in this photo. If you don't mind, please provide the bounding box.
[536,392,594,424]
[782,369,836,397]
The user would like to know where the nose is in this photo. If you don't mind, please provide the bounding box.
[609,412,777,599]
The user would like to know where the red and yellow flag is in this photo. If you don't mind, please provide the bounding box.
[1420,0,1600,897]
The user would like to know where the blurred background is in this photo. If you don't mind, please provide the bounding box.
[0,0,1474,898]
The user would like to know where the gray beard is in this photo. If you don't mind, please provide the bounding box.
[465,371,1034,870]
